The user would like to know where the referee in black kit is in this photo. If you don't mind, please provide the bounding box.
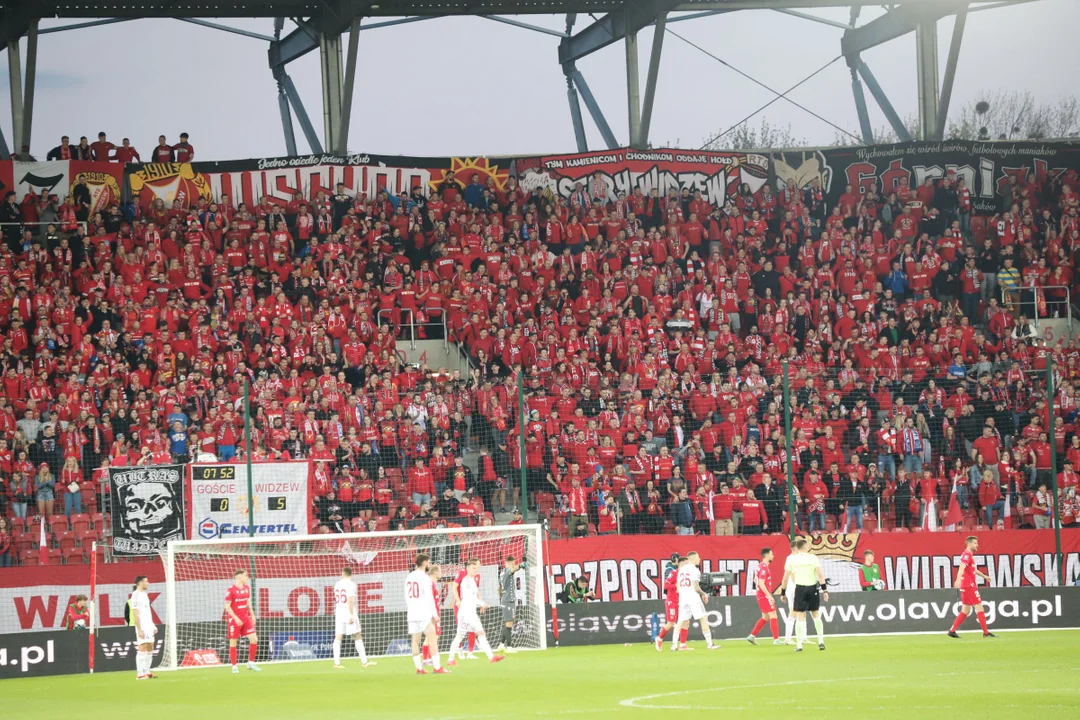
[779,538,828,652]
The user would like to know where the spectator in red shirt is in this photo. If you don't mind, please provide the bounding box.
[977,469,1005,528]
[409,458,435,507]
[739,489,765,535]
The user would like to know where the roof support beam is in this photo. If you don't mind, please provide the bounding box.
[558,0,682,65]
[637,11,667,149]
[936,5,968,140]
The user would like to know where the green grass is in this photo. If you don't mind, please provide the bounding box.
[6,631,1079,719]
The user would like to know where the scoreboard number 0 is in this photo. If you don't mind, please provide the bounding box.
[210,498,230,512]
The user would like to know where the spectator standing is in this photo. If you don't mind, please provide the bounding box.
[0,517,11,567]
[89,132,115,161]
[670,487,694,535]
[114,138,140,163]
[174,133,195,162]
[46,135,73,160]
[9,471,31,519]
[152,135,174,163]
[34,463,56,518]
[60,455,83,518]
[739,488,765,535]
[978,470,1005,528]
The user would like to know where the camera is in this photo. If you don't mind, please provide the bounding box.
[698,571,737,596]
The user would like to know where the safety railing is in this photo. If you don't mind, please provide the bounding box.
[375,308,417,350]
[1000,284,1073,341]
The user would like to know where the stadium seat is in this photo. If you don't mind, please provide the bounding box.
[375,517,389,532]
[80,486,98,513]
[13,531,35,556]
[862,517,878,533]
[84,543,107,564]
[892,527,909,533]
[549,515,568,539]
[21,549,39,566]
[76,527,101,547]
[47,548,63,564]
[63,546,85,565]
[56,531,77,555]
[70,513,91,537]
[89,512,105,530]
[49,515,70,535]
[586,524,598,536]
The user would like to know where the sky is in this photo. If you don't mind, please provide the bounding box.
[0,0,1076,161]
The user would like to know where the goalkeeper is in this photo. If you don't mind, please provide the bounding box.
[859,550,886,591]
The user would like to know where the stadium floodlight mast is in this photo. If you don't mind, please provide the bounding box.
[157,524,548,671]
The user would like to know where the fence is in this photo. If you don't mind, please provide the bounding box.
[485,345,1071,584]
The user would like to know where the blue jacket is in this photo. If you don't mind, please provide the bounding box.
[670,499,693,528]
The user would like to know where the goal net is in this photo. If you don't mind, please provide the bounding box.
[157,524,547,670]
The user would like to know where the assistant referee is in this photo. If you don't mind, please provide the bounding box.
[779,539,828,652]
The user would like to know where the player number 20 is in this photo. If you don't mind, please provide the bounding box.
[407,581,420,599]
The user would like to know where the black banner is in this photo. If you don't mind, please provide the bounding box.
[108,465,185,556]
[0,629,85,679]
[546,588,1080,646]
[775,140,1080,218]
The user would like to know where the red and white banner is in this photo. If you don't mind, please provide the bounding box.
[4,160,123,215]
[547,530,1080,602]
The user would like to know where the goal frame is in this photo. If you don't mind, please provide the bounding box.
[161,523,548,670]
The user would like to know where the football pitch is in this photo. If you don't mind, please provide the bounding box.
[6,631,1078,719]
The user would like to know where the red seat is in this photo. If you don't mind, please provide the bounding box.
[21,549,40,566]
[89,512,105,530]
[47,548,63,564]
[70,513,91,536]
[49,515,70,535]
[892,527,909,533]
[10,517,26,534]
[56,531,77,554]
[83,543,107,563]
[80,486,98,511]
[586,523,598,536]
[375,517,389,532]
[862,517,878,533]
[13,532,35,555]
[76,527,101,547]
[549,515,568,539]
[62,546,85,565]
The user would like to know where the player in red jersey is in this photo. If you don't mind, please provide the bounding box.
[450,563,478,660]
[948,535,996,638]
[747,547,782,645]
[225,569,261,673]
[654,554,682,651]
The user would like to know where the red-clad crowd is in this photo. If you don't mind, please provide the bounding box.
[1,136,1080,569]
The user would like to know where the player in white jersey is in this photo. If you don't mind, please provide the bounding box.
[404,553,449,674]
[673,552,720,651]
[332,567,375,669]
[447,559,505,666]
[782,540,799,645]
[130,575,157,680]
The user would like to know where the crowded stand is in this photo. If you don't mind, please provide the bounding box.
[1,133,1080,570]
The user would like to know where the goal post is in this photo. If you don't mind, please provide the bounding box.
[158,523,547,670]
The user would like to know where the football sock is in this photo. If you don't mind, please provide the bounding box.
[412,654,423,671]
[468,632,476,652]
[796,619,807,644]
[477,635,494,660]
[135,651,146,676]
[950,612,968,633]
[813,615,825,644]
[448,634,463,659]
[701,625,714,646]
[671,626,680,650]
[229,646,238,666]
[430,646,441,670]
[248,642,258,663]
[355,640,367,664]
[750,619,766,637]
[679,628,688,645]
[332,638,341,664]
[784,614,795,640]
[502,626,512,646]
[769,618,779,640]
[422,646,430,660]
[657,627,669,641]
[976,611,989,634]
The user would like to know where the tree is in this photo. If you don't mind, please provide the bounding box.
[946,91,1080,141]
[702,118,807,151]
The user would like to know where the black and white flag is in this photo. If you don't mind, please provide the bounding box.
[108,465,185,556]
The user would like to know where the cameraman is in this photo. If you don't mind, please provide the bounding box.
[563,575,596,603]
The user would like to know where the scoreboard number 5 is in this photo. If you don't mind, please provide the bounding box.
[269,496,287,511]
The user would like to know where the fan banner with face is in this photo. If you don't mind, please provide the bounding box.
[108,465,185,556]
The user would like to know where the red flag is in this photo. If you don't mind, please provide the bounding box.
[944,479,963,530]
[38,516,49,566]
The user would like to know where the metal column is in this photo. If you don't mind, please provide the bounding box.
[637,13,666,150]
[570,68,619,151]
[281,73,324,154]
[566,74,588,153]
[21,20,38,154]
[337,17,360,155]
[625,31,641,147]
[936,7,968,140]
[915,20,940,141]
[319,32,344,152]
[277,81,298,156]
[7,40,23,160]
[856,61,913,143]
[850,65,874,145]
